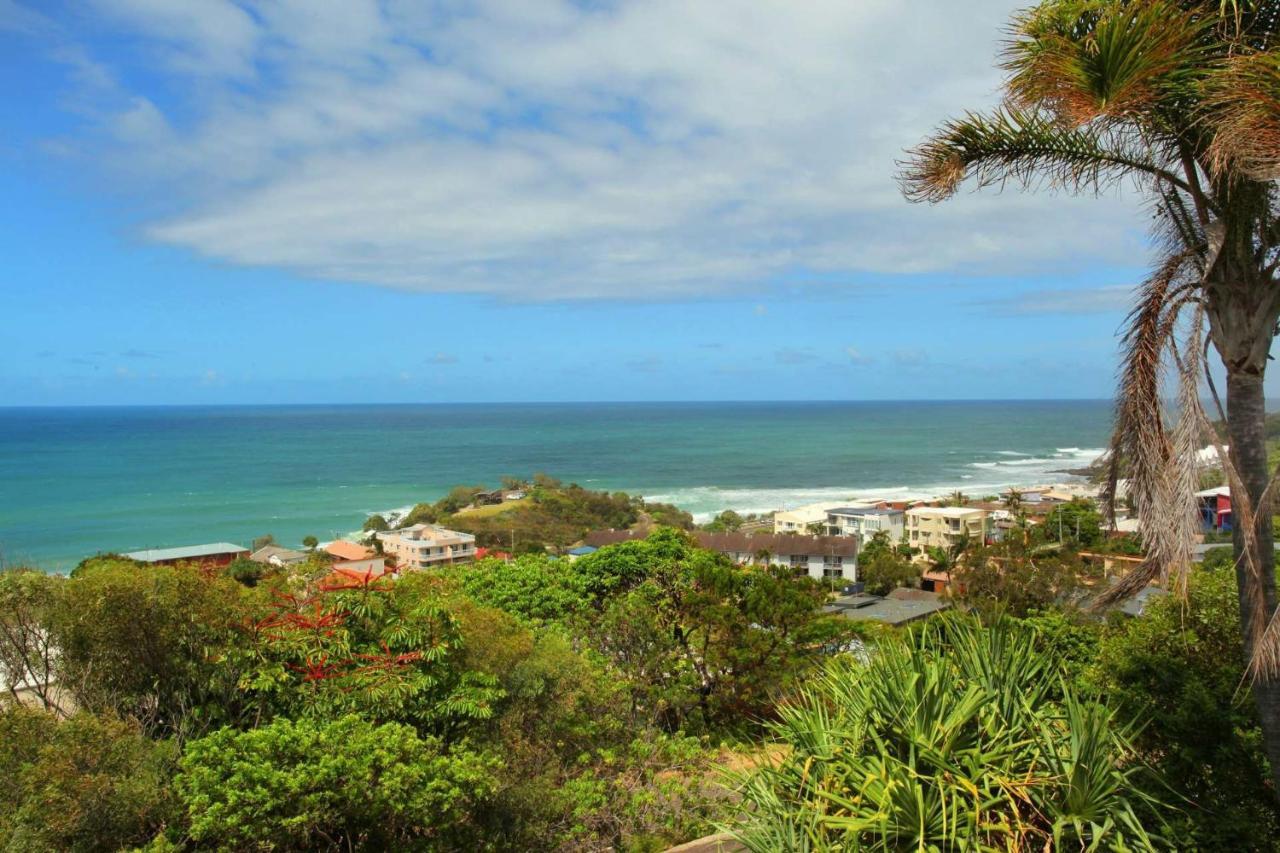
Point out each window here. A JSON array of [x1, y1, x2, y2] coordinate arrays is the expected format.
[[790, 555, 808, 569], [823, 566, 845, 579], [823, 555, 844, 567]]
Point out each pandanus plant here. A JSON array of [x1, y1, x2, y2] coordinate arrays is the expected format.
[[727, 616, 1170, 850], [899, 0, 1280, 793]]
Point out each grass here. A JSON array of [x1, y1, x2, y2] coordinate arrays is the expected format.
[[454, 497, 530, 519]]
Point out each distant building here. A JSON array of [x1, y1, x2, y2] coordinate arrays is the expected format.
[[584, 529, 859, 583], [774, 501, 869, 535], [332, 556, 386, 575], [826, 507, 904, 546], [319, 561, 396, 592], [122, 542, 248, 567], [566, 545, 598, 561], [1195, 486, 1232, 532], [824, 588, 950, 626], [249, 545, 310, 567], [325, 540, 375, 561], [905, 506, 989, 551], [376, 524, 477, 569]]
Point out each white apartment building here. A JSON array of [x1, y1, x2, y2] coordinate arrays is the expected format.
[[905, 506, 989, 551], [774, 500, 874, 535], [376, 524, 477, 569], [826, 507, 905, 546]]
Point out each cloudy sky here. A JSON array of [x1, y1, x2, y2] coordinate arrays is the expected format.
[[2, 0, 1165, 404]]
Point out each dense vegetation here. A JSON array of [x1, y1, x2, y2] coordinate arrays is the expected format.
[[2, 521, 1278, 848], [385, 474, 693, 554], [0, 530, 843, 850]]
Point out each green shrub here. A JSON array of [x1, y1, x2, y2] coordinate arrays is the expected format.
[[729, 615, 1173, 850]]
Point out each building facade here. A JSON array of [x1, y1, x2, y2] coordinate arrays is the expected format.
[[773, 502, 856, 535], [825, 507, 905, 545], [905, 507, 988, 551], [376, 524, 477, 569]]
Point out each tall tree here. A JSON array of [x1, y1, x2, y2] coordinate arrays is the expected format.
[[899, 0, 1280, 792]]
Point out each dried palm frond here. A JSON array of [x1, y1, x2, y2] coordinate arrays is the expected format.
[[1096, 251, 1199, 608], [1205, 49, 1280, 179]]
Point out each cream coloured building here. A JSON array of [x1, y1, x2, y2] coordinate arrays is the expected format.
[[905, 506, 988, 551], [376, 524, 476, 569], [774, 500, 872, 535]]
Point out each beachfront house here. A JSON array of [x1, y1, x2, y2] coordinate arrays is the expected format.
[[325, 540, 375, 561], [122, 542, 248, 567], [584, 530, 860, 583], [249, 544, 310, 567], [774, 501, 871, 535], [905, 506, 989, 551], [376, 524, 477, 569], [825, 506, 904, 545]]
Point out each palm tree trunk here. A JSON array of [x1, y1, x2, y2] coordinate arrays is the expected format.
[[1225, 368, 1280, 797]]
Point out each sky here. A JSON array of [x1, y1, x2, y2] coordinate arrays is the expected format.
[[0, 0, 1191, 404]]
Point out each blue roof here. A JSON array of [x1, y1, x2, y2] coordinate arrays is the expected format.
[[568, 545, 598, 556]]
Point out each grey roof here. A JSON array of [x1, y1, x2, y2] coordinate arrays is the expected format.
[[826, 593, 884, 611], [827, 507, 903, 517], [123, 542, 248, 563], [837, 590, 950, 626], [1118, 585, 1169, 617], [250, 545, 310, 564]]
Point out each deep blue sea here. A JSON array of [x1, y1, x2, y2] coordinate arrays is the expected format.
[[0, 401, 1113, 571]]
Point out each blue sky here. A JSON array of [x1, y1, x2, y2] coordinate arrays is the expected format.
[[0, 0, 1184, 404]]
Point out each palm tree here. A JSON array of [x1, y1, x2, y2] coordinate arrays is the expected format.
[[1003, 488, 1024, 514], [948, 489, 967, 507], [899, 0, 1280, 790]]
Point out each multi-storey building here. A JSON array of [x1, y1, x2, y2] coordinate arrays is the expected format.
[[376, 524, 476, 569], [904, 506, 988, 551], [825, 506, 905, 546]]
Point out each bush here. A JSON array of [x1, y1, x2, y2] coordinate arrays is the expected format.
[[176, 715, 499, 850], [730, 616, 1172, 850], [1090, 567, 1280, 850], [0, 708, 177, 850]]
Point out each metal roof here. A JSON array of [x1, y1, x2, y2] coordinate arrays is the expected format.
[[827, 506, 902, 517], [123, 542, 248, 563], [840, 596, 950, 626]]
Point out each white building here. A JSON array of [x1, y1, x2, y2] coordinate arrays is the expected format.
[[825, 507, 905, 546], [376, 524, 477, 569], [774, 500, 872, 535]]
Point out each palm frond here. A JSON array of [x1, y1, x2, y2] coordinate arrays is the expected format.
[[1004, 0, 1211, 126], [898, 107, 1190, 204], [1096, 251, 1199, 607], [1206, 49, 1280, 179]]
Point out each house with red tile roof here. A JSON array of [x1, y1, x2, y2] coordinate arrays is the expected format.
[[325, 540, 375, 561]]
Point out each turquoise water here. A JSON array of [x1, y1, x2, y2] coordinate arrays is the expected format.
[[0, 401, 1113, 571]]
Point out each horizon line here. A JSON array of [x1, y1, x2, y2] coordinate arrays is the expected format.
[[0, 398, 1117, 410]]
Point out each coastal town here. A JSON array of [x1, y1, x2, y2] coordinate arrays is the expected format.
[[82, 463, 1233, 636], [8, 0, 1280, 847]]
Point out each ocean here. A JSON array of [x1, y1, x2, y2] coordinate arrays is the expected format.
[[0, 401, 1113, 571]]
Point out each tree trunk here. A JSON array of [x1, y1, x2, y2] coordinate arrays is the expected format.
[[1225, 368, 1280, 798]]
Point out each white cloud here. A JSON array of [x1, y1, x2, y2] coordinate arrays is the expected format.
[[845, 346, 874, 365], [981, 285, 1133, 316], [425, 352, 459, 365], [29, 0, 1148, 300]]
